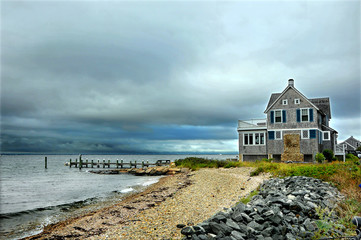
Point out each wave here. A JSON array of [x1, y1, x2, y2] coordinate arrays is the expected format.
[[0, 197, 98, 220]]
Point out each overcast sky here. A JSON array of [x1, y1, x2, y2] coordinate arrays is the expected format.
[[1, 0, 360, 154]]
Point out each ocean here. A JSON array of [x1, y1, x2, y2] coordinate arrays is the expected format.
[[0, 154, 236, 239]]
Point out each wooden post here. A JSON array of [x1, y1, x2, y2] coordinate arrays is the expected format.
[[121, 160, 123, 169], [45, 157, 48, 169], [75, 158, 78, 168], [86, 159, 88, 168], [108, 160, 110, 168], [135, 161, 137, 168], [69, 159, 72, 168], [116, 160, 119, 168], [79, 155, 82, 170], [103, 160, 105, 168], [142, 161, 144, 169], [130, 161, 132, 168]]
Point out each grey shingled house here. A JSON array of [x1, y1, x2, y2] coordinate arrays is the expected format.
[[238, 79, 338, 162]]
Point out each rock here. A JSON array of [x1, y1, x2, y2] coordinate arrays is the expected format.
[[230, 230, 245, 240], [226, 218, 241, 230], [240, 213, 252, 223], [180, 176, 344, 240], [247, 220, 264, 232], [177, 224, 186, 229]]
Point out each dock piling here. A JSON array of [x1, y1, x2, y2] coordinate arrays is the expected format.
[[45, 157, 48, 169]]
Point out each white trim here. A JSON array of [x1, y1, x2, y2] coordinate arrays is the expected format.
[[323, 131, 330, 141], [269, 127, 319, 131], [273, 109, 283, 123], [243, 132, 266, 146], [300, 108, 310, 122], [301, 130, 309, 139], [275, 130, 282, 140]]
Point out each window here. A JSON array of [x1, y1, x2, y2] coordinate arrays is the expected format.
[[271, 110, 286, 123], [282, 99, 288, 105], [275, 131, 282, 140], [294, 99, 300, 104], [244, 132, 265, 145], [301, 109, 309, 121], [302, 130, 309, 139], [275, 110, 282, 123], [297, 108, 314, 122], [323, 131, 330, 141]]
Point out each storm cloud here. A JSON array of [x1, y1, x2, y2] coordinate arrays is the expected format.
[[1, 0, 360, 153]]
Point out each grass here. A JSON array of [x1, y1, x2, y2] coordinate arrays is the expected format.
[[174, 155, 361, 235]]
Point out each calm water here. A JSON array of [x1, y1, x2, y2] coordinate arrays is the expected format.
[[0, 154, 235, 239]]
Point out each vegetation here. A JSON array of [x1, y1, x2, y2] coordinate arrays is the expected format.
[[175, 155, 361, 236], [315, 152, 326, 163], [174, 157, 244, 171], [239, 190, 259, 204], [322, 149, 337, 161]]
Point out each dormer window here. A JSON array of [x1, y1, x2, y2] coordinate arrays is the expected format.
[[282, 99, 288, 105], [294, 99, 300, 104]]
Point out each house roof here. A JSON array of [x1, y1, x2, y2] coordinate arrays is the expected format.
[[264, 85, 320, 113], [310, 97, 331, 119], [264, 81, 331, 119]]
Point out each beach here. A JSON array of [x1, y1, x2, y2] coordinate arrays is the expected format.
[[25, 167, 270, 240]]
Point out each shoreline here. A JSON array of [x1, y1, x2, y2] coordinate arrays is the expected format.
[[23, 171, 192, 240], [24, 167, 270, 240]]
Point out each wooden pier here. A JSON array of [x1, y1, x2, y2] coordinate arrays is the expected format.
[[66, 156, 171, 169]]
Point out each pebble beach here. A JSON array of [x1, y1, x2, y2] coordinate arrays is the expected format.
[[25, 167, 270, 240]]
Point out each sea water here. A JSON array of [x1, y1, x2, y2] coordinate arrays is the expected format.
[[0, 154, 235, 239]]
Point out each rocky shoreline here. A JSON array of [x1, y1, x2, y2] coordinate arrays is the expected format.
[[181, 176, 345, 240]]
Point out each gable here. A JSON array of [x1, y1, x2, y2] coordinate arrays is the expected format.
[[264, 85, 318, 113]]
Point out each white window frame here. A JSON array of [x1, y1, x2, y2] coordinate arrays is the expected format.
[[244, 132, 266, 146], [274, 110, 283, 123], [275, 130, 282, 140], [294, 99, 300, 104], [301, 130, 309, 139], [323, 131, 330, 141], [301, 108, 309, 122], [282, 99, 288, 105]]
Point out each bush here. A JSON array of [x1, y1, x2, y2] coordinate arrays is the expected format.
[[323, 149, 335, 161], [315, 153, 326, 163]]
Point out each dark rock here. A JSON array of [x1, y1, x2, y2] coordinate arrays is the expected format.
[[226, 218, 241, 230], [247, 220, 264, 232], [181, 226, 195, 236], [177, 224, 186, 228], [230, 230, 245, 240], [240, 213, 252, 223]]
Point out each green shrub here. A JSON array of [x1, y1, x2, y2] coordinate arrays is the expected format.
[[323, 149, 335, 161], [315, 153, 326, 163], [174, 157, 243, 170]]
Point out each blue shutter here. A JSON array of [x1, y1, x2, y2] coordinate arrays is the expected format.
[[282, 110, 286, 123], [296, 109, 301, 122], [270, 111, 274, 124], [310, 130, 316, 139], [309, 108, 314, 122], [268, 131, 275, 140]]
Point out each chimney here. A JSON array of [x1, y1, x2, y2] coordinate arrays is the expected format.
[[288, 79, 294, 87]]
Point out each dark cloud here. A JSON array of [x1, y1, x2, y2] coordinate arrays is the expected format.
[[1, 0, 360, 153]]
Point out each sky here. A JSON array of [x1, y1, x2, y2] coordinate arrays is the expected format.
[[1, 0, 360, 154]]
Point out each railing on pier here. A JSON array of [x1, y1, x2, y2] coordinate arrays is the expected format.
[[66, 158, 171, 169]]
